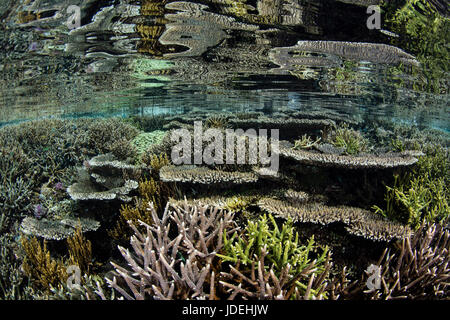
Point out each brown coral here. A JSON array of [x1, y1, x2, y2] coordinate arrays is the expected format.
[[159, 165, 259, 185], [280, 145, 421, 169], [258, 197, 410, 241]]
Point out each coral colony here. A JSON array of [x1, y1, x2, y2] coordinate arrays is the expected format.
[[0, 0, 448, 303]]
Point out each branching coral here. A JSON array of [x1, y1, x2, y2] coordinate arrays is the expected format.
[[373, 147, 449, 229], [86, 118, 140, 155], [293, 134, 321, 151], [107, 202, 238, 299], [67, 227, 93, 276], [217, 214, 330, 298], [109, 175, 180, 241], [21, 237, 67, 291], [0, 234, 37, 299], [373, 174, 449, 229], [327, 123, 369, 155], [363, 223, 450, 299], [219, 247, 333, 300]]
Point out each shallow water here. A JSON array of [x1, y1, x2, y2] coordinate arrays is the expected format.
[[0, 0, 448, 132]]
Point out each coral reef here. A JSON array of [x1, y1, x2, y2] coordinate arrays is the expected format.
[[160, 165, 259, 185], [258, 197, 410, 241], [326, 123, 369, 155], [0, 234, 37, 299], [131, 131, 166, 161], [217, 213, 331, 299], [21, 236, 67, 291], [67, 154, 147, 202], [20, 216, 100, 241], [363, 223, 450, 299], [280, 144, 421, 169], [107, 202, 237, 299], [67, 227, 93, 275], [219, 247, 333, 300], [373, 146, 449, 229]]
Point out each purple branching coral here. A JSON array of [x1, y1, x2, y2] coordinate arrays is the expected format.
[[107, 201, 238, 300]]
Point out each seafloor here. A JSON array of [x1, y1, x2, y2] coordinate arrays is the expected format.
[[0, 0, 449, 300]]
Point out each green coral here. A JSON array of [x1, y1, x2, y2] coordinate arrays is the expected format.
[[373, 146, 450, 229], [327, 123, 369, 155], [217, 214, 329, 298], [293, 134, 321, 150], [131, 130, 166, 161], [382, 0, 450, 93]]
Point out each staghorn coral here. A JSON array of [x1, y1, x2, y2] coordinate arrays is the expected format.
[[363, 223, 450, 299], [67, 227, 93, 276], [373, 174, 449, 229], [159, 165, 259, 185], [373, 146, 449, 229], [293, 134, 321, 151], [219, 247, 333, 300], [326, 123, 369, 155], [258, 197, 410, 241], [0, 234, 37, 300], [21, 236, 67, 291], [107, 202, 238, 299], [217, 214, 330, 286]]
